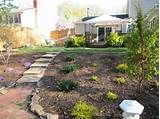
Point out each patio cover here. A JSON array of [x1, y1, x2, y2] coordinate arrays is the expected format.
[[85, 14, 128, 26]]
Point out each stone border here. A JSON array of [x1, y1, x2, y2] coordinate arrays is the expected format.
[[30, 90, 59, 119]]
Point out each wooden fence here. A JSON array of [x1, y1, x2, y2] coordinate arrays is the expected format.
[[0, 26, 46, 49], [50, 28, 75, 39]]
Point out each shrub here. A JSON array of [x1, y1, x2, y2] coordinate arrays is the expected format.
[[71, 101, 97, 119], [106, 33, 124, 47], [65, 35, 85, 47], [116, 63, 128, 73], [106, 91, 118, 101], [91, 75, 98, 81], [57, 80, 77, 92], [65, 54, 76, 62], [61, 64, 79, 74], [91, 63, 98, 67], [115, 77, 126, 84]]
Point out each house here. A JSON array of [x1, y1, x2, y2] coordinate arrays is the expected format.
[[74, 0, 159, 44], [0, 0, 158, 44]]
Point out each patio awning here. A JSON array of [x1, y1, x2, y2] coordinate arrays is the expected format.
[[85, 14, 128, 26]]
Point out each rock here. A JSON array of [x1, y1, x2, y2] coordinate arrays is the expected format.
[[0, 76, 5, 81], [46, 113, 58, 119], [0, 87, 8, 94], [30, 93, 45, 116], [18, 58, 26, 63], [5, 67, 14, 73], [14, 70, 23, 77], [23, 62, 32, 69]]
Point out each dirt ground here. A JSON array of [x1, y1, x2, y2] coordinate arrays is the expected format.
[[0, 52, 44, 88], [37, 52, 158, 119]]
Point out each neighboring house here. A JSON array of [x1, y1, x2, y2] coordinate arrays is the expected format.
[[74, 0, 159, 44]]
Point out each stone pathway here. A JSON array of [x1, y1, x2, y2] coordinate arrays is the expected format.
[[17, 52, 59, 83], [0, 52, 60, 119]]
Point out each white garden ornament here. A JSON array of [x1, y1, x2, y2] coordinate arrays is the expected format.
[[119, 100, 144, 119]]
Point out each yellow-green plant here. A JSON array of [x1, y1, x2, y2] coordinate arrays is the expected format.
[[71, 101, 97, 119], [115, 77, 126, 84], [92, 63, 98, 67], [116, 63, 128, 73], [106, 91, 118, 101], [91, 75, 98, 81]]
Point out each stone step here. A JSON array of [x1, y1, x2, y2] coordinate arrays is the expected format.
[[23, 68, 46, 76], [35, 58, 52, 63], [41, 54, 57, 58], [31, 62, 50, 68], [17, 75, 43, 83]]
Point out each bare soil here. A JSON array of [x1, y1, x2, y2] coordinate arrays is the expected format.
[[37, 52, 159, 119]]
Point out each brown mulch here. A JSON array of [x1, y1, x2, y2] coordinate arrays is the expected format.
[[0, 52, 45, 87], [37, 52, 159, 119]]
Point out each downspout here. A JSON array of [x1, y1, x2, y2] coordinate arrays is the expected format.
[[34, 0, 38, 28]]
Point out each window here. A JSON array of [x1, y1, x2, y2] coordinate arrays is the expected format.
[[9, 13, 21, 24]]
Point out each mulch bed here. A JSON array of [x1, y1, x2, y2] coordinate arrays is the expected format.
[[37, 52, 159, 119], [0, 52, 45, 87]]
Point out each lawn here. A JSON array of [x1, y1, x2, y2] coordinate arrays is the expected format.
[[18, 46, 127, 54]]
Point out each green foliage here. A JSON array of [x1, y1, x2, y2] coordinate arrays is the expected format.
[[116, 63, 128, 73], [125, 6, 159, 90], [91, 63, 98, 67], [71, 101, 97, 119], [57, 80, 77, 92], [61, 64, 79, 74], [106, 33, 124, 47], [106, 91, 118, 101], [65, 54, 77, 62], [65, 36, 86, 47], [115, 77, 126, 84], [91, 75, 98, 81]]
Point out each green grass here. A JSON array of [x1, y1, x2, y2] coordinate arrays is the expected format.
[[17, 46, 127, 54]]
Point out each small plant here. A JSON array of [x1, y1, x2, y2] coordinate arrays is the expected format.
[[91, 75, 98, 81], [116, 63, 128, 73], [65, 35, 86, 47], [57, 80, 77, 92], [71, 101, 97, 119], [65, 54, 76, 62], [115, 77, 126, 84], [61, 64, 79, 74], [106, 33, 124, 47], [106, 91, 118, 101], [92, 63, 98, 67]]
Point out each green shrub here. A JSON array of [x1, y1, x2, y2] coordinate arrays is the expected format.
[[106, 33, 124, 47], [71, 101, 97, 119], [65, 54, 77, 62], [57, 80, 77, 92], [91, 63, 98, 67], [106, 91, 118, 101], [91, 75, 98, 81], [65, 36, 86, 47], [115, 77, 126, 84], [61, 64, 79, 74], [116, 63, 128, 73]]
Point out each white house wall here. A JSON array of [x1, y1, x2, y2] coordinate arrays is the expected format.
[[75, 23, 85, 35], [128, 0, 159, 19], [21, 9, 36, 28]]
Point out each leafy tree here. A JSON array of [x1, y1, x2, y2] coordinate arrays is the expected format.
[[0, 3, 16, 64], [125, 6, 159, 91]]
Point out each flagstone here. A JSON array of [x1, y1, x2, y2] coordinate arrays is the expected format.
[[23, 68, 46, 76]]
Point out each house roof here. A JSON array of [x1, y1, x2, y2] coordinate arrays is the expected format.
[[82, 16, 98, 21], [84, 14, 129, 26], [111, 14, 128, 19]]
